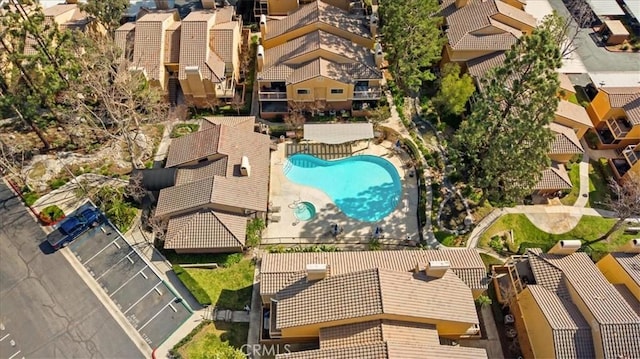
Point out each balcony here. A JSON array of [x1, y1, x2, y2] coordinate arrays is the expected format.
[[259, 91, 287, 100], [610, 158, 631, 179], [606, 117, 632, 139], [622, 144, 640, 166], [353, 88, 382, 100]]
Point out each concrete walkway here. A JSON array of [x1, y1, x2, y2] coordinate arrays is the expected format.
[[573, 153, 590, 208]]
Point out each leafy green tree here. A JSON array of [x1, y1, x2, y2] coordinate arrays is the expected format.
[[80, 0, 130, 37], [451, 21, 562, 205], [433, 63, 475, 117], [379, 0, 445, 94]]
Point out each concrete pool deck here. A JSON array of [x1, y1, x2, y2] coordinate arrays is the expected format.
[[264, 140, 419, 246]]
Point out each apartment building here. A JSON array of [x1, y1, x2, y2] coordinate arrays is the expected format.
[[260, 250, 490, 358], [115, 3, 243, 106], [492, 240, 640, 359], [256, 0, 383, 118]]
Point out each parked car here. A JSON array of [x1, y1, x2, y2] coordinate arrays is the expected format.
[[46, 205, 103, 250]]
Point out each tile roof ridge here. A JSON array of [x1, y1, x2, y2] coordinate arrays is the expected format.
[[213, 211, 244, 246], [168, 210, 208, 245]]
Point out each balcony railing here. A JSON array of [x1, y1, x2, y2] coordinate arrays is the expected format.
[[623, 145, 639, 166], [606, 118, 631, 138], [259, 91, 287, 100], [353, 88, 382, 99]]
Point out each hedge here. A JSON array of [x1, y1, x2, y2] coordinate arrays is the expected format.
[[172, 264, 212, 305]]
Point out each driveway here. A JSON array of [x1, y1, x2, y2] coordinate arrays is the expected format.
[[0, 182, 144, 358]]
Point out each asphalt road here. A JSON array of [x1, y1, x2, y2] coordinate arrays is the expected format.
[[0, 182, 144, 358]]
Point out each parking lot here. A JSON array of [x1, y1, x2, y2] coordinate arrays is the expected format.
[[70, 222, 192, 348]]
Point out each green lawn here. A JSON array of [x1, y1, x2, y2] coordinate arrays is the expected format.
[[560, 162, 581, 205], [186, 258, 255, 310], [478, 214, 634, 255], [588, 160, 611, 208], [175, 322, 248, 359], [479, 253, 504, 270]]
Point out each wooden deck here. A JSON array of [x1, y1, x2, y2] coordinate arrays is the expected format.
[[286, 143, 353, 160]]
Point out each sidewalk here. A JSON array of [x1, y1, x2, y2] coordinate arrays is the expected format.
[[573, 153, 590, 208]]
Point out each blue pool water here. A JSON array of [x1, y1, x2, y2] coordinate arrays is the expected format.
[[284, 154, 401, 222]]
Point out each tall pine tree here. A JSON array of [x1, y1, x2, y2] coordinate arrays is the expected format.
[[451, 20, 562, 205], [380, 0, 445, 94]]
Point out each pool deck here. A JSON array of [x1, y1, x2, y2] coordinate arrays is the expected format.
[[264, 140, 420, 246]]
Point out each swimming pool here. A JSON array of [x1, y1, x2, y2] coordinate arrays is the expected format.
[[284, 154, 401, 222]]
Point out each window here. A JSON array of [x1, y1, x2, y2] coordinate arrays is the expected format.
[[330, 89, 344, 94], [297, 89, 310, 95]]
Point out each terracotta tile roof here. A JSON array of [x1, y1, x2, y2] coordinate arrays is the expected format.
[[261, 58, 381, 84], [610, 253, 640, 287], [263, 30, 375, 69], [161, 122, 271, 215], [164, 209, 246, 250], [178, 11, 221, 82], [174, 158, 228, 185], [526, 249, 640, 358], [602, 87, 640, 125], [549, 123, 584, 155], [165, 21, 181, 64], [133, 18, 166, 80], [265, 0, 370, 41], [527, 285, 595, 358], [276, 341, 487, 358], [260, 249, 487, 297], [555, 100, 593, 128], [210, 22, 239, 66], [166, 126, 222, 168], [202, 116, 256, 132], [466, 51, 507, 81], [440, 0, 527, 51], [614, 284, 640, 317], [534, 163, 572, 190], [274, 268, 478, 330], [320, 320, 440, 349]]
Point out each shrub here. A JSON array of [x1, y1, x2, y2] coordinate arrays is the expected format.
[[40, 205, 65, 223], [22, 190, 40, 206], [246, 218, 265, 247], [267, 245, 340, 253], [368, 238, 382, 250], [170, 123, 200, 138], [172, 264, 212, 305], [222, 253, 243, 268], [489, 235, 503, 252], [49, 177, 69, 190]]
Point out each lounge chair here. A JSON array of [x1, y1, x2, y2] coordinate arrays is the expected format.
[[268, 214, 281, 222]]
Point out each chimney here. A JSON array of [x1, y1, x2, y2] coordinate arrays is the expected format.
[[425, 260, 450, 278], [374, 42, 383, 68], [257, 45, 265, 72], [548, 240, 581, 255], [201, 0, 217, 9], [369, 13, 378, 37], [240, 156, 251, 176], [260, 15, 267, 38], [306, 264, 328, 281], [455, 0, 470, 8], [154, 0, 171, 10], [65, 0, 78, 4], [621, 238, 640, 253]]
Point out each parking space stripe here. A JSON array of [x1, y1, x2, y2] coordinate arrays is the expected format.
[[83, 237, 120, 265], [95, 250, 136, 281], [109, 265, 149, 297], [8, 350, 21, 359], [0, 333, 9, 341], [137, 299, 177, 331], [123, 281, 162, 314]]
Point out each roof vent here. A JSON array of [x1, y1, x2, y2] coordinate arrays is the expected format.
[[240, 156, 251, 176], [426, 260, 450, 278], [548, 240, 581, 255], [306, 263, 328, 281]]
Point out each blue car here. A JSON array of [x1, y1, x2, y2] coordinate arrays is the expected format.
[[46, 205, 103, 250]]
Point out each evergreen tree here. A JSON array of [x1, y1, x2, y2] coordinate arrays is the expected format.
[[451, 21, 562, 205], [434, 63, 475, 117], [80, 0, 129, 37], [380, 0, 445, 94]]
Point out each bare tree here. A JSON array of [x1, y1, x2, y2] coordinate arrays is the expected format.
[[542, 8, 593, 59], [0, 139, 30, 185], [125, 171, 147, 203], [58, 34, 169, 169], [230, 93, 244, 115], [583, 176, 640, 245]]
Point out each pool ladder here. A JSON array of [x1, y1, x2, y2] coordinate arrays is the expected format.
[[283, 159, 293, 175]]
